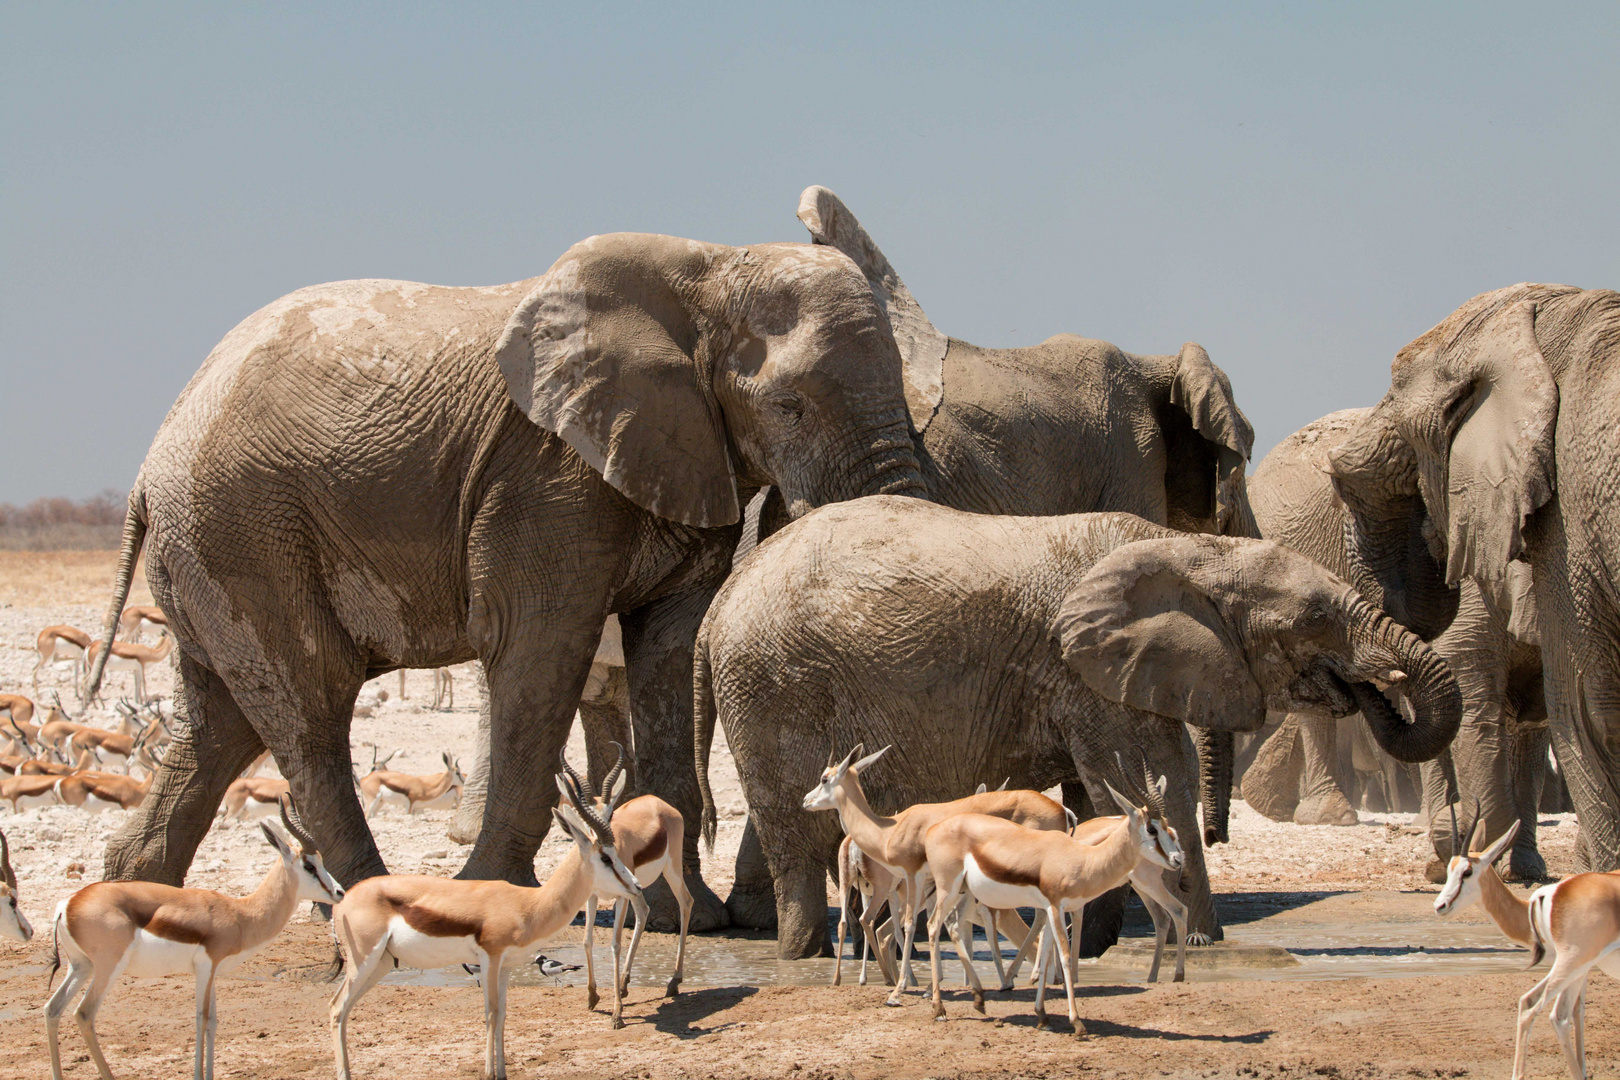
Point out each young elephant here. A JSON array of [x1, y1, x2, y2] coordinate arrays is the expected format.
[[695, 497, 1462, 958]]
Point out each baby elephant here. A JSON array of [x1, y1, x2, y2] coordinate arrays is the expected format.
[[695, 497, 1462, 959]]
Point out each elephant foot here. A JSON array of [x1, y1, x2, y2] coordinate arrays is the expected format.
[[643, 873, 728, 933], [1424, 859, 1448, 885], [1293, 791, 1359, 827], [1506, 846, 1548, 883], [724, 882, 779, 931], [456, 850, 539, 888]]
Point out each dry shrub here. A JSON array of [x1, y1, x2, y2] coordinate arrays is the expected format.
[[0, 490, 126, 551]]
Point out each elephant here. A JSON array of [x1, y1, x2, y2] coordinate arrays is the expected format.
[[82, 230, 928, 930], [694, 497, 1463, 959], [1240, 409, 1549, 878], [1326, 283, 1620, 872], [716, 185, 1257, 940]]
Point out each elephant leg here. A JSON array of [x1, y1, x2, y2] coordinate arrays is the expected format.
[[726, 819, 779, 930], [750, 804, 840, 959], [458, 618, 603, 886], [1074, 722, 1220, 944], [447, 662, 490, 845], [579, 664, 636, 796], [621, 588, 729, 932], [1508, 723, 1550, 880], [1238, 714, 1304, 822], [103, 650, 266, 884], [1292, 712, 1358, 826]]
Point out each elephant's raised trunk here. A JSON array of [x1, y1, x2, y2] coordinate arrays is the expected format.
[[1346, 599, 1462, 764]]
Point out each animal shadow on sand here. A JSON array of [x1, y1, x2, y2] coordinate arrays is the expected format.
[[637, 986, 762, 1038]]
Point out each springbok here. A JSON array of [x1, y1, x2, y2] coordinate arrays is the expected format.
[[921, 761, 1183, 1031], [85, 634, 173, 704], [1434, 803, 1620, 1080], [38, 694, 92, 755], [560, 747, 692, 1028], [32, 626, 91, 694], [358, 751, 464, 817], [1, 829, 33, 941], [396, 667, 455, 710], [55, 766, 156, 813], [328, 774, 643, 1080], [798, 744, 1069, 1004], [117, 605, 167, 642], [220, 776, 292, 820], [3, 773, 62, 812], [0, 694, 37, 740], [45, 798, 341, 1080], [833, 834, 903, 986]]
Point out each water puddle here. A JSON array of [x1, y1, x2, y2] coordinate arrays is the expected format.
[[382, 889, 1531, 989]]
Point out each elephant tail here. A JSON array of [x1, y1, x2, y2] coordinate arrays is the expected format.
[[693, 630, 718, 855], [83, 486, 149, 703]]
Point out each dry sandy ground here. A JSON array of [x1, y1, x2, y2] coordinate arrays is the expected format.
[[0, 553, 1611, 1078]]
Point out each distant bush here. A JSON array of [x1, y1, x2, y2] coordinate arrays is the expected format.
[[0, 491, 127, 550]]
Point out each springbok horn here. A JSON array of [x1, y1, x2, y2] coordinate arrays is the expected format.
[[0, 829, 15, 892], [559, 753, 594, 802], [601, 742, 626, 805], [1449, 800, 1461, 857], [826, 744, 838, 770], [567, 778, 616, 846], [278, 794, 319, 854], [1112, 751, 1146, 807]]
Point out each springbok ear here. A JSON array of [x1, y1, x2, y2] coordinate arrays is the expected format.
[[551, 808, 589, 847], [852, 745, 890, 775], [1481, 820, 1520, 866], [259, 821, 291, 857], [1168, 343, 1255, 535], [494, 233, 740, 528], [975, 783, 987, 795], [1467, 816, 1489, 854], [1435, 300, 1558, 585], [1055, 537, 1266, 731], [1103, 780, 1139, 817], [797, 186, 946, 432], [607, 769, 628, 805]]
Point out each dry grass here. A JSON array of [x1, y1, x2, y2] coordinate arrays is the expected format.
[[0, 551, 153, 608]]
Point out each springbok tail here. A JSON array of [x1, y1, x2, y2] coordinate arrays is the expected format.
[[1526, 888, 1552, 969], [45, 903, 64, 989]]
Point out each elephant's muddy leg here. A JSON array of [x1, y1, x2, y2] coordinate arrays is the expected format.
[[726, 820, 778, 930], [458, 623, 601, 886], [1509, 722, 1550, 880], [447, 662, 490, 845], [1292, 712, 1358, 826], [579, 664, 636, 795], [750, 805, 838, 959], [103, 652, 265, 884], [622, 588, 730, 932]]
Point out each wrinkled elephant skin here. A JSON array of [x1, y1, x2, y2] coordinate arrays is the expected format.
[[695, 498, 1462, 959], [83, 233, 926, 931]]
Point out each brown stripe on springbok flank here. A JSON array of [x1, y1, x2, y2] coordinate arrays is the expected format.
[[398, 901, 483, 940], [633, 823, 668, 870], [971, 846, 1043, 890]]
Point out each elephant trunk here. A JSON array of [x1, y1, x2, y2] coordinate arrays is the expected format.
[[850, 419, 927, 501], [1193, 728, 1232, 846], [1346, 599, 1462, 764]]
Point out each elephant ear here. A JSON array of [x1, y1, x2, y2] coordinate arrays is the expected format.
[[797, 186, 947, 433], [1053, 537, 1266, 731], [1436, 300, 1558, 586], [494, 235, 740, 528], [1168, 343, 1256, 536]]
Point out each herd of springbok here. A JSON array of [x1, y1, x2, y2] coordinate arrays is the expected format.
[[3, 608, 1618, 1078]]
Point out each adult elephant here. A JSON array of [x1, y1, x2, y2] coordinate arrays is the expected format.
[[695, 498, 1462, 959], [1241, 410, 1548, 878], [1326, 283, 1620, 872], [715, 186, 1255, 943], [83, 232, 927, 929]]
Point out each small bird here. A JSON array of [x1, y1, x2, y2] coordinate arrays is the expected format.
[[461, 955, 581, 983]]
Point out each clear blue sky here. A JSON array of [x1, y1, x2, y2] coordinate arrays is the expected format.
[[4, 2, 1617, 504]]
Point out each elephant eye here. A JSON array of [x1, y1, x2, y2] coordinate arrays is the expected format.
[[771, 393, 805, 425]]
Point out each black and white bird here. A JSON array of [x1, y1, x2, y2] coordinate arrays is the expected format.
[[461, 954, 582, 983]]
